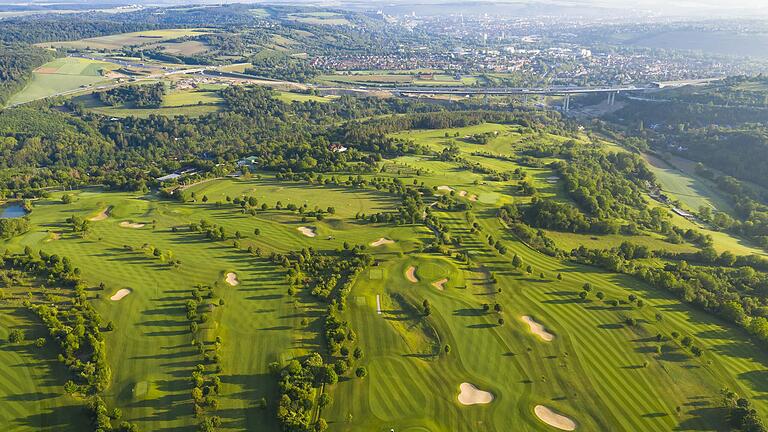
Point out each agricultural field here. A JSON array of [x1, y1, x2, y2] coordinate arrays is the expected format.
[[7, 57, 120, 106], [155, 40, 210, 56], [287, 12, 351, 26], [275, 91, 337, 104], [40, 29, 212, 51]]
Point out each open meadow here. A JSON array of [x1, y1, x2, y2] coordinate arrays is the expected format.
[[40, 29, 212, 51], [7, 57, 120, 106]]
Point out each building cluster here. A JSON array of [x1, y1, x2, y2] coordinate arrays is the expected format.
[[311, 13, 764, 86]]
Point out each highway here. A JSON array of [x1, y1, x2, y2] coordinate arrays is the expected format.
[[386, 85, 648, 96]]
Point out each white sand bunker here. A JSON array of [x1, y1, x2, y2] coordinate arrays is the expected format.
[[119, 221, 145, 229], [522, 316, 554, 342], [298, 226, 316, 237], [370, 237, 394, 247], [405, 266, 419, 283], [459, 190, 468, 197], [437, 185, 454, 192], [534, 405, 577, 431], [432, 278, 448, 291], [110, 288, 132, 301], [457, 383, 494, 405], [225, 272, 239, 286], [469, 194, 478, 202], [89, 206, 112, 221], [46, 232, 61, 242]]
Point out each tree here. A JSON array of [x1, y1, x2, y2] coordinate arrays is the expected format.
[[721, 301, 747, 324], [498, 318, 505, 326], [596, 291, 605, 300], [315, 418, 328, 432], [494, 303, 502, 313], [355, 366, 367, 378], [526, 265, 533, 274], [512, 254, 523, 268], [444, 344, 451, 354], [8, 329, 24, 344], [582, 283, 592, 292]]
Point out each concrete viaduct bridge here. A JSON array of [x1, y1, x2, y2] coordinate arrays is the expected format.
[[385, 85, 649, 111]]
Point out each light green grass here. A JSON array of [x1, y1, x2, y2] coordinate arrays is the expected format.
[[0, 307, 91, 431], [73, 87, 224, 118], [5, 133, 768, 432], [275, 91, 336, 104], [44, 29, 212, 50], [643, 153, 733, 213], [8, 57, 120, 105]]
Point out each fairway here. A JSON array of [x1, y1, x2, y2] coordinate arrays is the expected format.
[[3, 133, 768, 431]]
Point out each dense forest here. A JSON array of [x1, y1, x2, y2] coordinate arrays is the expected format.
[[96, 83, 166, 108]]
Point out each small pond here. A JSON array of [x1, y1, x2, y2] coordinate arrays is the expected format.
[[0, 203, 28, 219]]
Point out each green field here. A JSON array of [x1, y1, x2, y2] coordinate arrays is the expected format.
[[43, 29, 212, 50], [643, 153, 733, 213], [7, 57, 120, 106], [275, 91, 337, 104], [72, 86, 225, 118], [3, 124, 768, 431], [287, 12, 351, 26]]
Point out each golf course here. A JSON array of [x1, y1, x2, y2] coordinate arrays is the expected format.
[[1, 119, 767, 432]]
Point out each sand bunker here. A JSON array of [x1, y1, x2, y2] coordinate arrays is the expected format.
[[110, 288, 132, 301], [457, 383, 494, 405], [405, 266, 419, 283], [119, 221, 145, 229], [437, 185, 455, 192], [522, 315, 554, 342], [534, 405, 577, 431], [469, 195, 478, 202], [225, 272, 239, 286], [370, 237, 394, 247], [298, 226, 316, 237], [432, 278, 448, 291], [459, 190, 468, 197], [46, 232, 61, 242], [89, 206, 112, 221]]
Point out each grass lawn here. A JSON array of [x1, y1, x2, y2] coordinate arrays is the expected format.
[[0, 307, 91, 431], [4, 123, 768, 431], [275, 91, 336, 104], [8, 57, 120, 106], [72, 87, 224, 118], [643, 153, 733, 214]]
